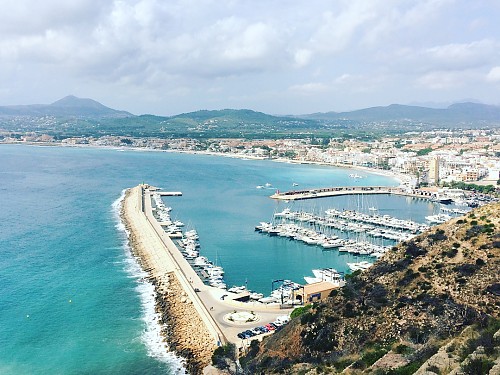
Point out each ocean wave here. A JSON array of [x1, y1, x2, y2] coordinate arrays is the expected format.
[[112, 190, 187, 374]]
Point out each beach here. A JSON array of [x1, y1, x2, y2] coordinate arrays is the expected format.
[[120, 186, 217, 374]]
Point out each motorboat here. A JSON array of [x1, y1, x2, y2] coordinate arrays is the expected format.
[[347, 261, 373, 271]]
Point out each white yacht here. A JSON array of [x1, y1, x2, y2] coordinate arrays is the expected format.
[[425, 213, 452, 224], [312, 268, 342, 281], [347, 261, 373, 271]]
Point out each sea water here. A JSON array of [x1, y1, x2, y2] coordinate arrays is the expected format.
[[0, 145, 439, 374]]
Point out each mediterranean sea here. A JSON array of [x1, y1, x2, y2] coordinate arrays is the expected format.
[[0, 145, 440, 374]]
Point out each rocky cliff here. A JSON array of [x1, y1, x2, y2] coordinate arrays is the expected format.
[[243, 202, 500, 374]]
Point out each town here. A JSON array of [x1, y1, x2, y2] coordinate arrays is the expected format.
[[4, 127, 500, 191]]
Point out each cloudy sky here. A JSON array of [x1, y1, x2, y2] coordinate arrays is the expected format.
[[1, 0, 499, 115]]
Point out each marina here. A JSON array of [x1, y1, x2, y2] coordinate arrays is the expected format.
[[151, 188, 345, 307], [120, 182, 320, 369], [255, 206, 432, 260]]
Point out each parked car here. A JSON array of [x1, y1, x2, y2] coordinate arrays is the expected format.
[[252, 328, 262, 335], [265, 323, 275, 331], [244, 329, 255, 337]]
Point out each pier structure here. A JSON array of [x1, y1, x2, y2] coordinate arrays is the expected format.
[[270, 185, 436, 201], [138, 185, 226, 346], [128, 184, 294, 349]]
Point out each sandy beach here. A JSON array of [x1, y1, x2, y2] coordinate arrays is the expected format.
[[120, 186, 217, 374]]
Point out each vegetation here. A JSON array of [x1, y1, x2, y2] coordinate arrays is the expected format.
[[211, 343, 236, 370], [290, 304, 312, 319], [442, 181, 497, 194], [416, 147, 433, 156], [243, 202, 500, 374]]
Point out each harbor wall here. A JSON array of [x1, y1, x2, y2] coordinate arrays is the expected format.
[[271, 185, 436, 201], [121, 185, 221, 374]]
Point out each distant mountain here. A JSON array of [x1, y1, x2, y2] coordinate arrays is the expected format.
[[0, 95, 133, 118], [2, 97, 499, 137], [300, 102, 500, 125]]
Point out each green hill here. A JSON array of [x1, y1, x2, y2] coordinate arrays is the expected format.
[[242, 202, 500, 374]]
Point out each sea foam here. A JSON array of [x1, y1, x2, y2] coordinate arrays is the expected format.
[[112, 191, 187, 374]]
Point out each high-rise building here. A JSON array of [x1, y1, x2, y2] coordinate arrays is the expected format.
[[429, 157, 440, 184]]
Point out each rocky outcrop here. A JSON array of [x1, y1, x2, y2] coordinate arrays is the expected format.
[[244, 201, 500, 374]]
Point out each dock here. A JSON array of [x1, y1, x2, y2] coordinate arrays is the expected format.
[[156, 191, 183, 196], [127, 184, 293, 351], [142, 185, 182, 196], [270, 186, 435, 201]]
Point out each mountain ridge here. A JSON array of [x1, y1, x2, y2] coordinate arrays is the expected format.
[[2, 96, 500, 124], [2, 96, 500, 137], [298, 102, 500, 124]]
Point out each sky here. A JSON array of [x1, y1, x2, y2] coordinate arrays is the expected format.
[[1, 0, 500, 116]]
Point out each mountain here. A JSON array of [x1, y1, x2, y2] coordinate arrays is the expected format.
[[2, 97, 500, 137], [0, 95, 132, 118], [242, 202, 500, 374], [300, 102, 500, 126]]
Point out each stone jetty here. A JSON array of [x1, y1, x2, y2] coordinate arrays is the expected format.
[[121, 186, 218, 374]]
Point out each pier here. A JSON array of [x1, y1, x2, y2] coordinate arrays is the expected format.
[[270, 185, 435, 201], [124, 184, 294, 357]]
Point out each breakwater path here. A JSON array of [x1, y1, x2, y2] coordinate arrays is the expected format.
[[122, 184, 293, 372], [271, 186, 435, 201], [122, 185, 224, 373]]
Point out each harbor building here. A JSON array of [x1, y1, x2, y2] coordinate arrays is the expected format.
[[294, 281, 340, 303]]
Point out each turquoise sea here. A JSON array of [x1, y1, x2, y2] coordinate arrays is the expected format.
[[0, 145, 440, 374]]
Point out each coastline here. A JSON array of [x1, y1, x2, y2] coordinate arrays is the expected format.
[[120, 186, 217, 375], [2, 141, 411, 186]]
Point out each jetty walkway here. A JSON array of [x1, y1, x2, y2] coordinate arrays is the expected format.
[[271, 185, 435, 201], [127, 184, 293, 350]]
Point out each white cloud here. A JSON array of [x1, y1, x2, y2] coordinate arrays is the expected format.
[[486, 66, 500, 83], [423, 39, 499, 71], [294, 49, 313, 68], [416, 71, 466, 90], [0, 0, 499, 114], [289, 82, 329, 95]]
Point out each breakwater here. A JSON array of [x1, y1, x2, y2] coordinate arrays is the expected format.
[[121, 185, 222, 374], [271, 185, 435, 201]]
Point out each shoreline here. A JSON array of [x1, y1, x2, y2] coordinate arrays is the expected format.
[[3, 141, 411, 186], [120, 187, 217, 375]]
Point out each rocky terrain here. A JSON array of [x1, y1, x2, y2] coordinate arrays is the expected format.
[[242, 202, 500, 374]]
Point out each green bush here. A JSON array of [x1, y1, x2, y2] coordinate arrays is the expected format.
[[361, 348, 388, 367], [212, 343, 236, 369], [291, 304, 312, 319], [461, 358, 494, 374], [394, 344, 412, 355]]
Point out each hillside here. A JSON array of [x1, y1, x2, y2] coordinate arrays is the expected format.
[[243, 202, 500, 374]]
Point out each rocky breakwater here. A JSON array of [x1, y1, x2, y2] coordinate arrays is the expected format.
[[120, 187, 217, 374], [154, 273, 217, 375]]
